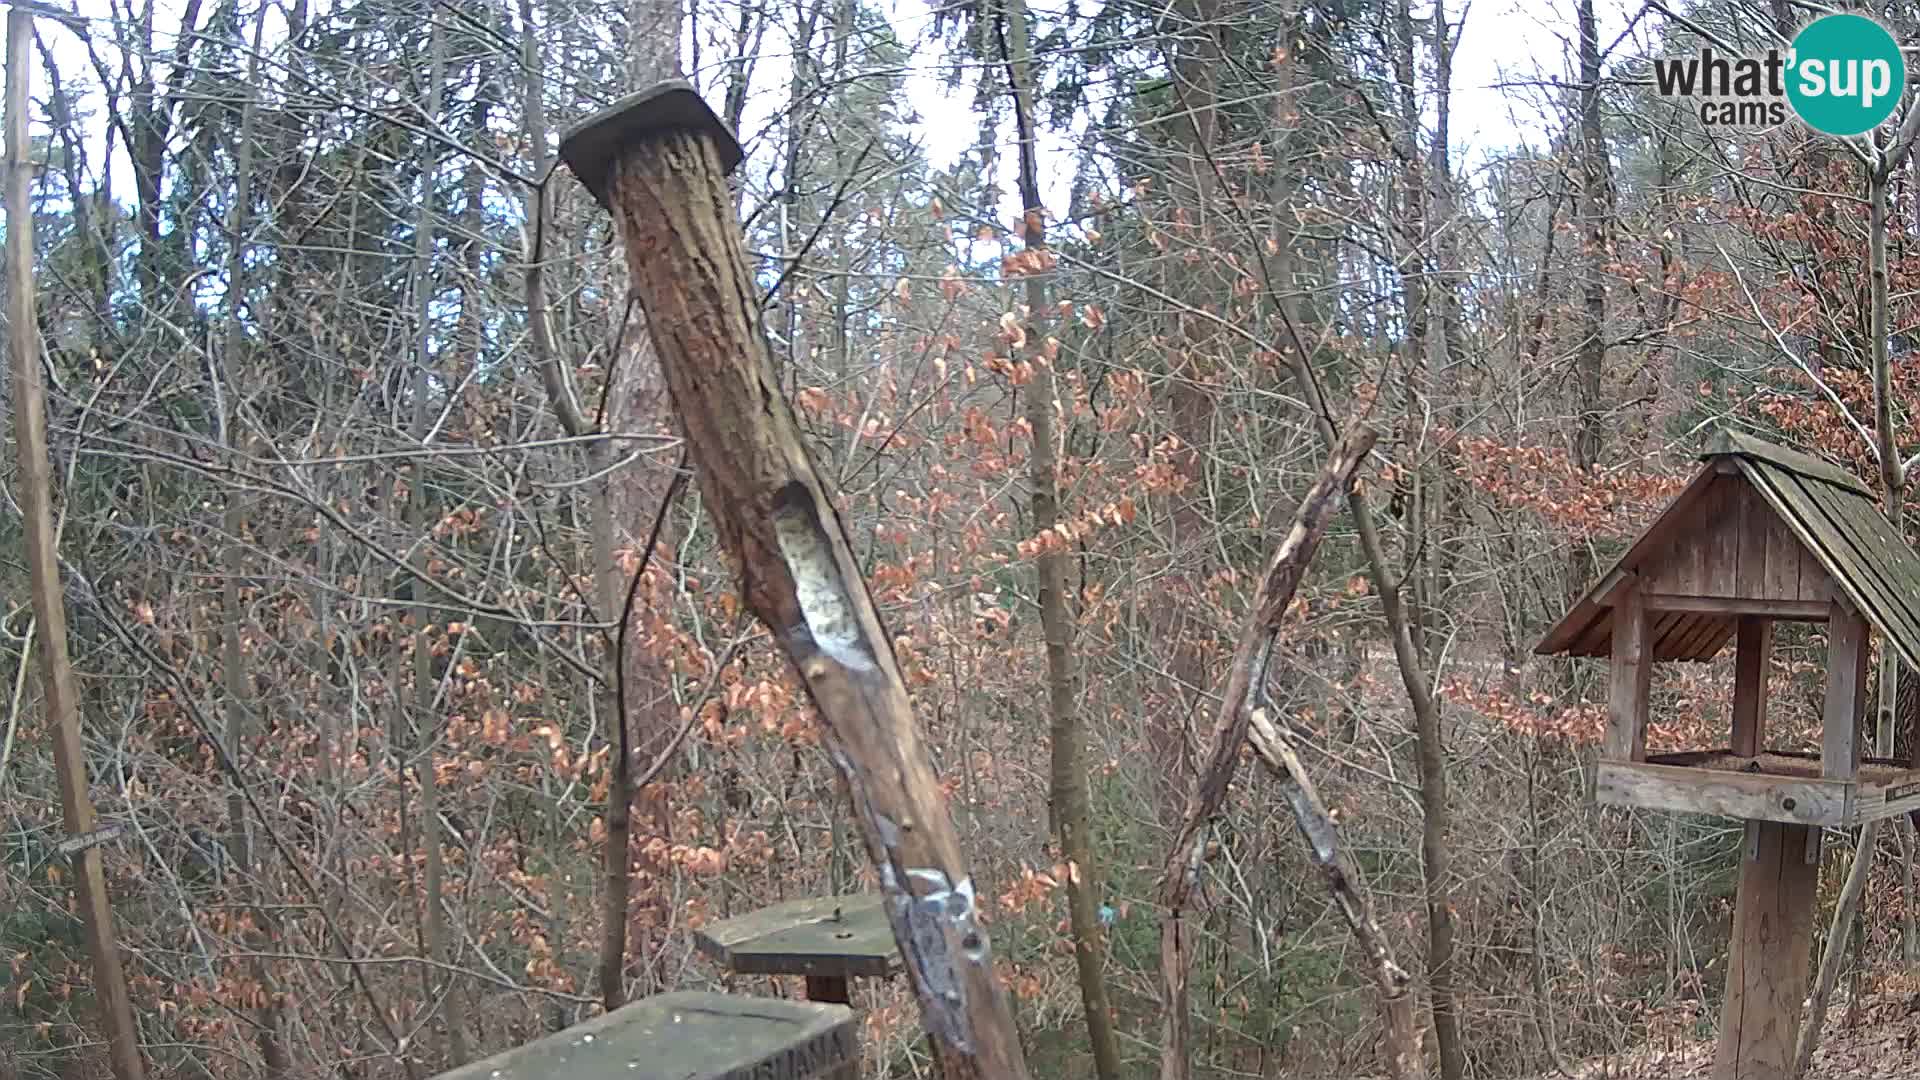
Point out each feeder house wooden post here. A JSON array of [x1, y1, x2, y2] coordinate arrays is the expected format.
[[1537, 429, 1920, 1080]]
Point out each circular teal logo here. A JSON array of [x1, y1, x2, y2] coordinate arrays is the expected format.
[[1787, 14, 1905, 136]]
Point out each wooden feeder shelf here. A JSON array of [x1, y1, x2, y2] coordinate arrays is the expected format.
[[695, 894, 900, 1005], [1598, 749, 1920, 828]]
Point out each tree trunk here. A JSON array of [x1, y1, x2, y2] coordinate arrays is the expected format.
[[996, 2, 1121, 1075], [406, 15, 465, 1065], [5, 13, 146, 1078], [1570, 0, 1608, 599], [1797, 158, 1903, 1079], [217, 10, 288, 1069], [1262, 21, 1460, 1070], [600, 0, 685, 1005]]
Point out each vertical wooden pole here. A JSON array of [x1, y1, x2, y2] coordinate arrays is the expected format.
[[1607, 586, 1651, 762], [804, 975, 852, 1005], [1731, 617, 1771, 757], [5, 12, 146, 1079], [1823, 603, 1868, 781], [559, 86, 1032, 1078], [800, 977, 857, 1080], [1713, 821, 1818, 1080]]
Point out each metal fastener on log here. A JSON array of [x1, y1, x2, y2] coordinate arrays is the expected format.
[[558, 81, 1031, 1079]]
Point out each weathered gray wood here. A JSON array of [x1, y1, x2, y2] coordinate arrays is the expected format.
[[1708, 429, 1873, 497], [1734, 479, 1767, 600], [1800, 477, 1920, 661], [1535, 465, 1722, 656], [1670, 612, 1734, 660], [1638, 595, 1827, 620], [1796, 539, 1830, 603], [1823, 602, 1867, 782], [1751, 468, 1880, 621], [1712, 821, 1819, 1080], [1595, 761, 1848, 827], [559, 80, 742, 208], [1732, 617, 1771, 757], [1709, 479, 1741, 595], [1762, 494, 1804, 605], [1855, 768, 1920, 825], [694, 894, 899, 979], [1606, 586, 1651, 761], [430, 992, 856, 1080], [1640, 477, 1718, 597], [1749, 462, 1920, 671]]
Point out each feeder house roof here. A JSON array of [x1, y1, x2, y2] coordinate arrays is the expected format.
[[1536, 429, 1920, 669]]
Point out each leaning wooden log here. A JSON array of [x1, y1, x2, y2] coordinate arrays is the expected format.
[[1245, 708, 1428, 1080], [559, 82, 1030, 1079], [1154, 423, 1377, 1080]]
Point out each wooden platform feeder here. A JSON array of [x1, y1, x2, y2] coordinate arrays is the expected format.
[[431, 991, 856, 1080], [694, 894, 901, 1006], [1537, 429, 1920, 1080]]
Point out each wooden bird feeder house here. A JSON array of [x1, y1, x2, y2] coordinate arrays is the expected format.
[[432, 991, 856, 1080], [1538, 429, 1920, 1080], [1538, 430, 1920, 820]]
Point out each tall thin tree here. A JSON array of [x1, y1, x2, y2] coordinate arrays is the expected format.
[[6, 10, 146, 1078]]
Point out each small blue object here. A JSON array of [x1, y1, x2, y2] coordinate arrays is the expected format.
[[1097, 902, 1117, 928]]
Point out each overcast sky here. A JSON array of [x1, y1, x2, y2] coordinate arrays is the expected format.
[[25, 0, 1644, 230]]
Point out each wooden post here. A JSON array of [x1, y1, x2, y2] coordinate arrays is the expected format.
[[1713, 821, 1819, 1080], [5, 12, 146, 1080], [1607, 585, 1651, 761], [798, 976, 856, 1080], [1823, 602, 1868, 781], [804, 975, 852, 1005], [559, 83, 1031, 1079], [1731, 617, 1771, 757]]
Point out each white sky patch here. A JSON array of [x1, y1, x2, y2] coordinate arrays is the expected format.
[[23, 0, 1640, 242]]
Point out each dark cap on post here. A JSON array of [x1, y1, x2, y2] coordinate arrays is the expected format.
[[557, 79, 744, 210]]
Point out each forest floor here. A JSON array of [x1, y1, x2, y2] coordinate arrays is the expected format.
[[1538, 984, 1919, 1079]]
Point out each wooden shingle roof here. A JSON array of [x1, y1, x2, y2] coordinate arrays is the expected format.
[[1536, 429, 1920, 670]]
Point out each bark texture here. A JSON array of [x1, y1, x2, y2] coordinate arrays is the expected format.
[[6, 12, 146, 1078], [598, 127, 1031, 1079], [997, 0, 1122, 1074]]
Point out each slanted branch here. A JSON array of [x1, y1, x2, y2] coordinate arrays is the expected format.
[[1153, 423, 1426, 1080], [560, 84, 1029, 1079]]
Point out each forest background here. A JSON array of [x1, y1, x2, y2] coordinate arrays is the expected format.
[[1, 0, 1917, 1076]]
